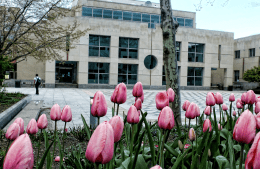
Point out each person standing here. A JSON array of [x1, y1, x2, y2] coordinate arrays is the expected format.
[[34, 74, 41, 95]]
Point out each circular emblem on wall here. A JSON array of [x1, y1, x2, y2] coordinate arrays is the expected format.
[[144, 55, 157, 70]]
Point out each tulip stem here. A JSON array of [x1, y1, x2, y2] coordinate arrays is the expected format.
[[159, 130, 167, 167], [117, 103, 119, 116], [98, 117, 100, 126], [113, 103, 115, 116], [130, 124, 135, 168], [219, 105, 222, 125], [36, 129, 42, 165], [196, 117, 197, 126], [63, 122, 67, 152], [239, 143, 244, 169], [188, 119, 191, 131], [5, 140, 10, 155], [185, 117, 186, 127], [52, 120, 57, 161]]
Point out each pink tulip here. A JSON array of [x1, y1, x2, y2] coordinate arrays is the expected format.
[[246, 90, 256, 105], [184, 144, 191, 149], [150, 165, 162, 169], [37, 114, 48, 129], [189, 128, 196, 141], [255, 102, 260, 114], [204, 106, 211, 116], [218, 123, 222, 130], [206, 92, 215, 106], [5, 123, 20, 140], [236, 102, 243, 109], [158, 106, 175, 130], [255, 113, 260, 129], [233, 110, 256, 144], [222, 104, 228, 111], [185, 103, 197, 119], [215, 92, 223, 105], [182, 100, 190, 111], [167, 88, 175, 102], [50, 104, 61, 121], [91, 91, 107, 117], [109, 116, 124, 143], [13, 117, 24, 135], [245, 132, 260, 169], [61, 105, 72, 122], [55, 156, 60, 162], [256, 97, 260, 104], [195, 105, 200, 117], [134, 98, 142, 110], [233, 111, 236, 116], [85, 121, 114, 164], [111, 83, 127, 104], [155, 91, 169, 110], [135, 93, 144, 103], [132, 82, 143, 97], [236, 98, 244, 106], [65, 128, 68, 132], [229, 93, 235, 102], [26, 119, 38, 134], [203, 119, 212, 132], [155, 145, 159, 148], [241, 92, 247, 104], [3, 134, 34, 169], [127, 105, 139, 124]]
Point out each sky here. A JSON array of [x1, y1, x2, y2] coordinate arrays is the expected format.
[[149, 0, 260, 39]]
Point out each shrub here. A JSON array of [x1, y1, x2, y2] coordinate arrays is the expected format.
[[243, 66, 260, 82]]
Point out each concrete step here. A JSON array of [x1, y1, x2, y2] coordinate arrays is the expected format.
[[55, 83, 78, 88]]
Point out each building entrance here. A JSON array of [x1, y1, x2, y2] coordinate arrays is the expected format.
[[55, 61, 77, 83]]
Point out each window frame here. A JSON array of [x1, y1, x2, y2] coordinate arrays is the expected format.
[[235, 50, 240, 59], [89, 35, 111, 57], [234, 70, 239, 82], [88, 62, 110, 84], [118, 37, 139, 59], [188, 43, 204, 62], [118, 64, 138, 84], [187, 67, 203, 86], [249, 48, 255, 57], [176, 41, 181, 61]]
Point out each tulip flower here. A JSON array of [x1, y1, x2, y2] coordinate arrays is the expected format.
[[233, 110, 256, 144], [229, 93, 235, 102], [85, 121, 114, 164], [182, 100, 190, 111], [109, 115, 124, 143], [155, 91, 169, 110], [195, 104, 200, 117], [150, 165, 162, 169], [3, 134, 34, 169], [127, 105, 139, 124], [203, 119, 212, 132], [37, 114, 48, 129], [134, 98, 142, 110], [255, 113, 260, 129], [55, 156, 60, 162], [178, 140, 184, 150], [13, 118, 24, 135], [218, 123, 222, 130], [236, 102, 243, 109], [184, 144, 191, 149], [91, 91, 107, 119], [241, 92, 247, 104], [50, 104, 61, 121], [132, 82, 143, 97], [204, 106, 211, 116], [255, 96, 260, 104], [185, 103, 197, 119], [236, 98, 244, 105], [189, 128, 196, 141], [26, 119, 38, 135], [222, 104, 228, 111], [61, 105, 72, 122], [5, 123, 20, 140], [111, 83, 127, 104], [245, 132, 260, 169], [167, 88, 175, 102], [135, 93, 144, 103], [158, 106, 175, 130], [246, 90, 256, 105], [233, 111, 236, 116], [206, 92, 215, 106], [255, 102, 260, 114], [215, 92, 223, 105]]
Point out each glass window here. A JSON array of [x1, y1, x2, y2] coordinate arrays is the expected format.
[[103, 10, 112, 18], [88, 62, 109, 84], [249, 48, 255, 57], [176, 42, 181, 61], [113, 11, 122, 20], [89, 35, 110, 57], [82, 7, 92, 17], [188, 43, 204, 62], [234, 70, 239, 82], [142, 13, 150, 23], [119, 37, 138, 59], [133, 13, 141, 22], [187, 67, 203, 86], [93, 8, 102, 18], [151, 15, 160, 24], [118, 64, 138, 84], [177, 18, 184, 26], [235, 50, 240, 59], [185, 19, 193, 27], [123, 11, 132, 21], [144, 55, 157, 69]]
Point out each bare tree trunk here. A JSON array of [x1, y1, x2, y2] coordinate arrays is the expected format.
[[160, 0, 181, 124]]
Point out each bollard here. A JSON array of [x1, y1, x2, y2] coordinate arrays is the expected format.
[[89, 97, 97, 129]]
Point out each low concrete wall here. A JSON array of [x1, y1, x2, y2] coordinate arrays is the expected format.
[[240, 82, 260, 91]]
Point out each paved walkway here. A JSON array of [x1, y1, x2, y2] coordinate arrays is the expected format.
[[4, 87, 258, 129]]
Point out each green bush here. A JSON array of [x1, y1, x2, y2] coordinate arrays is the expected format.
[[243, 66, 260, 82]]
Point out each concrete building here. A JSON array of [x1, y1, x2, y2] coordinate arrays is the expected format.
[[7, 0, 257, 90]]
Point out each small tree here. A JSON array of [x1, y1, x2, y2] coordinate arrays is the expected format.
[[243, 66, 260, 82]]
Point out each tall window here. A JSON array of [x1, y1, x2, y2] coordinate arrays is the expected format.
[[88, 62, 109, 84], [118, 64, 138, 84], [176, 42, 181, 61], [89, 35, 110, 57], [234, 70, 239, 82], [119, 38, 138, 59], [235, 50, 240, 59], [187, 67, 203, 86], [162, 66, 180, 85], [249, 48, 255, 57], [188, 43, 204, 62]]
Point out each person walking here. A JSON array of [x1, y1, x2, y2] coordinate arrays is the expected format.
[[34, 74, 41, 95]]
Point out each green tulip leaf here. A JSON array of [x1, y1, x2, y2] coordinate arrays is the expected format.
[[164, 144, 179, 157], [233, 145, 241, 153], [216, 155, 229, 169], [171, 146, 192, 169], [81, 114, 91, 140], [228, 135, 235, 169]]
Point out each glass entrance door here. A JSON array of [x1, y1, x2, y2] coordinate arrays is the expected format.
[[55, 61, 77, 84]]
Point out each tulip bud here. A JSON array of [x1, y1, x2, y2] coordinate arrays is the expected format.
[[132, 82, 143, 97], [134, 98, 142, 110], [185, 103, 197, 119], [236, 102, 243, 109], [5, 123, 20, 140], [37, 114, 48, 129], [241, 92, 247, 104], [150, 165, 162, 169], [256, 96, 260, 104], [91, 91, 107, 117], [167, 88, 175, 102], [135, 93, 144, 103], [61, 105, 72, 122], [208, 149, 211, 157], [233, 110, 256, 144], [203, 119, 212, 132], [50, 104, 61, 121], [222, 104, 228, 111], [246, 90, 256, 105], [236, 98, 244, 106], [204, 106, 211, 116], [109, 116, 124, 143], [13, 118, 24, 135], [127, 105, 139, 124], [245, 132, 260, 168], [184, 144, 191, 149], [158, 106, 175, 130], [195, 104, 200, 117], [255, 113, 260, 129], [233, 111, 236, 116], [215, 92, 223, 105], [111, 83, 127, 104], [55, 156, 60, 162], [26, 119, 38, 135], [178, 140, 184, 150], [206, 92, 215, 106], [189, 128, 196, 141], [182, 100, 190, 111], [218, 123, 222, 130], [255, 102, 260, 114], [155, 91, 169, 110], [229, 93, 235, 102]]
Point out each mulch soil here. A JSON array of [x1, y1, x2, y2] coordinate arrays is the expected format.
[[0, 93, 27, 113]]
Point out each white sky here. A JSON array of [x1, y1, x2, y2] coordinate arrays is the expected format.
[[149, 0, 260, 39]]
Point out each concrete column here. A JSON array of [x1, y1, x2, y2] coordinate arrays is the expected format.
[[45, 60, 55, 88]]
